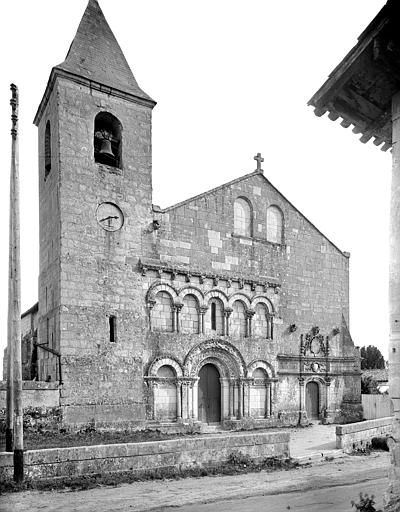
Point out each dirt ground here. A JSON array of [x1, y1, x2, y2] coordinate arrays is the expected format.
[[0, 452, 390, 512]]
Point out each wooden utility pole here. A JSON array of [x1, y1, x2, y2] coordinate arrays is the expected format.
[[9, 83, 23, 482], [5, 86, 16, 452]]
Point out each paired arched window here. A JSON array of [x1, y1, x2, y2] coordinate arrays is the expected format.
[[94, 112, 122, 168], [181, 294, 199, 334], [267, 206, 283, 244], [44, 121, 51, 179], [234, 198, 252, 237], [153, 291, 174, 332]]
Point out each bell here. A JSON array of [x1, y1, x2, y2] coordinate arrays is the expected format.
[[99, 138, 114, 157]]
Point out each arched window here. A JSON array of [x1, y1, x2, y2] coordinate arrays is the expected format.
[[253, 303, 272, 338], [45, 121, 51, 179], [231, 300, 247, 337], [181, 294, 199, 334], [267, 206, 283, 244], [156, 365, 177, 421], [153, 291, 174, 332], [234, 198, 252, 237], [206, 298, 224, 335], [94, 112, 122, 168]]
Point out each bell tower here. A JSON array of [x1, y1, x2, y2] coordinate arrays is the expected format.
[[34, 0, 156, 425]]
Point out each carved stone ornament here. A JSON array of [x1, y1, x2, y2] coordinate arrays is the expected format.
[[304, 361, 327, 373], [304, 329, 327, 357]]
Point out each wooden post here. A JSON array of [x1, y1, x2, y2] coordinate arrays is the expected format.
[[9, 84, 23, 482], [5, 93, 15, 452]]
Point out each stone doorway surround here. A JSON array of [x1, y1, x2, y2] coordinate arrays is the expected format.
[[145, 339, 277, 424]]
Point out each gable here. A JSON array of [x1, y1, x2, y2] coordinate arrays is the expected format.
[[160, 170, 347, 259]]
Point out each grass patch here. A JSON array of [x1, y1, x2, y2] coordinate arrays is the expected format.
[[0, 427, 202, 451]]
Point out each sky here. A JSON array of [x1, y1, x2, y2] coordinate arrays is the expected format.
[[0, 0, 391, 374]]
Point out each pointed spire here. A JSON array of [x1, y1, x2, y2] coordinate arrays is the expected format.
[[57, 0, 153, 103]]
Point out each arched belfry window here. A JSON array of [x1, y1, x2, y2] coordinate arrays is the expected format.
[[44, 121, 51, 179], [94, 112, 122, 168], [267, 206, 283, 244], [234, 197, 252, 237]]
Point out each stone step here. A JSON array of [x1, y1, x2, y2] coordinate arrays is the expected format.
[[292, 449, 348, 466], [199, 423, 224, 434]]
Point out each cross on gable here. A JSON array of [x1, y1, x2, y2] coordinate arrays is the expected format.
[[254, 152, 264, 171]]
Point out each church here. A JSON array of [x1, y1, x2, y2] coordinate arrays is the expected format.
[[24, 0, 361, 429]]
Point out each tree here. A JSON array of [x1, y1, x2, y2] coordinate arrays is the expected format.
[[360, 345, 386, 370], [361, 375, 379, 394]]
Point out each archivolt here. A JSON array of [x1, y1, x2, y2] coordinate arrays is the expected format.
[[183, 339, 247, 379], [247, 359, 276, 378], [147, 355, 183, 377], [204, 289, 229, 307], [177, 285, 204, 306], [146, 281, 178, 302], [228, 293, 251, 309], [251, 295, 275, 313]]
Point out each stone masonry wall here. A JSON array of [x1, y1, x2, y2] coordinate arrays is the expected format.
[[149, 172, 350, 358], [37, 77, 155, 426], [36, 73, 358, 428], [138, 171, 358, 423], [0, 430, 290, 482]]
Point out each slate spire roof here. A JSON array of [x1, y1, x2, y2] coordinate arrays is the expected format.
[[34, 0, 154, 124], [57, 0, 153, 103]]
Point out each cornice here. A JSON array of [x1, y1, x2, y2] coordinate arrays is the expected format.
[[34, 67, 156, 126]]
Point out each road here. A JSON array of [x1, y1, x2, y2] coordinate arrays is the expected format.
[[0, 452, 389, 512], [169, 478, 387, 512]]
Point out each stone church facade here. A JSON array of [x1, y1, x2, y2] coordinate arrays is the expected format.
[[30, 0, 361, 429]]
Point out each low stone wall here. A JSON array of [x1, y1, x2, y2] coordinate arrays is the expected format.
[[0, 430, 289, 481], [0, 381, 60, 409], [336, 417, 393, 453]]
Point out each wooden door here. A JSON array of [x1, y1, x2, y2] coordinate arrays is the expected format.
[[198, 364, 221, 423], [306, 381, 319, 419]]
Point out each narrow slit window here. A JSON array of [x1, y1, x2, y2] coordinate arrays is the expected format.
[[45, 121, 51, 178], [211, 302, 217, 331], [109, 315, 117, 343]]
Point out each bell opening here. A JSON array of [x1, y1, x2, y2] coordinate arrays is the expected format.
[[94, 112, 122, 168]]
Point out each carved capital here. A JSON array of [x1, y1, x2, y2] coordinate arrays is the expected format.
[[199, 305, 209, 315], [246, 309, 256, 318], [147, 298, 156, 310], [224, 307, 233, 318], [174, 301, 184, 312]]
